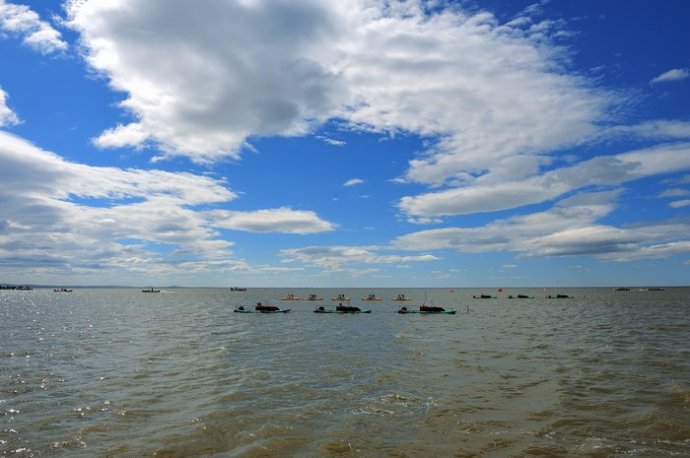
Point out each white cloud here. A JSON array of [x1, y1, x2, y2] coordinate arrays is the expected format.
[[344, 178, 364, 187], [394, 190, 690, 261], [0, 0, 67, 54], [658, 188, 689, 198], [64, 0, 609, 172], [0, 87, 20, 126], [399, 142, 690, 218], [0, 131, 333, 277], [651, 68, 690, 84], [280, 245, 438, 270], [211, 207, 335, 234], [66, 0, 342, 162], [669, 199, 690, 208]]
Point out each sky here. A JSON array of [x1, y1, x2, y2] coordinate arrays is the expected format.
[[0, 0, 689, 288]]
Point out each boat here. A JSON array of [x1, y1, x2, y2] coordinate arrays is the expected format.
[[142, 288, 160, 293], [235, 303, 290, 313], [331, 294, 351, 301], [361, 294, 382, 301], [53, 288, 73, 292], [305, 294, 323, 301], [546, 294, 571, 299], [281, 293, 301, 301], [614, 287, 630, 291], [230, 287, 247, 291], [507, 294, 531, 299], [391, 294, 411, 301], [473, 294, 495, 299], [398, 306, 455, 314], [314, 305, 371, 314]]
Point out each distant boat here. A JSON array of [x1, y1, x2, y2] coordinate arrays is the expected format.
[[361, 294, 382, 301], [53, 288, 73, 292], [391, 294, 411, 301], [614, 287, 630, 291], [305, 294, 323, 301], [230, 287, 247, 291], [473, 294, 495, 299], [331, 294, 351, 301], [281, 293, 301, 301], [142, 288, 160, 293], [547, 294, 571, 299], [507, 294, 532, 299]]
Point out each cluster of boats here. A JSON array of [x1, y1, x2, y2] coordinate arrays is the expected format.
[[0, 284, 33, 290], [234, 301, 455, 314], [278, 293, 411, 302]]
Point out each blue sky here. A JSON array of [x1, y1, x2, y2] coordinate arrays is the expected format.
[[0, 0, 689, 287]]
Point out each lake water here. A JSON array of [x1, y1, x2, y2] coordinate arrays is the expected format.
[[1, 287, 689, 456]]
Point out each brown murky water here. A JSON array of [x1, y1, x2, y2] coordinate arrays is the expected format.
[[2, 287, 688, 456]]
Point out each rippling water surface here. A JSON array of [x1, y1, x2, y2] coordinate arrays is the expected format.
[[1, 287, 689, 456]]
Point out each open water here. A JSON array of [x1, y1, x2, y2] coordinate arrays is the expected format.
[[1, 287, 689, 457]]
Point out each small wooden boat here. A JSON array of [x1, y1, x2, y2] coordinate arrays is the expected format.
[[142, 288, 160, 293], [281, 294, 301, 301], [305, 294, 323, 301], [53, 288, 73, 292], [391, 294, 411, 301], [361, 294, 382, 301], [331, 294, 351, 301]]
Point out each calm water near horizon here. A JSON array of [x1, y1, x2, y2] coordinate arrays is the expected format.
[[1, 287, 688, 456]]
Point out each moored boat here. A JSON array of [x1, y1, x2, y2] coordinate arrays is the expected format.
[[314, 305, 371, 314], [235, 302, 290, 313], [361, 294, 382, 301], [398, 305, 455, 314], [142, 288, 160, 293], [281, 293, 301, 301], [391, 294, 411, 301]]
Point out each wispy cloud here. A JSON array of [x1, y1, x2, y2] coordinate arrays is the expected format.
[[280, 245, 438, 271], [669, 199, 690, 208], [0, 0, 67, 54], [0, 87, 19, 126], [651, 68, 690, 84], [394, 190, 690, 261], [399, 143, 690, 218], [344, 178, 363, 187]]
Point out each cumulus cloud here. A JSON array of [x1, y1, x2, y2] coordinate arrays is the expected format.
[[0, 131, 333, 277], [211, 207, 335, 234], [66, 0, 342, 162], [0, 87, 19, 126], [64, 0, 608, 173], [651, 68, 690, 84], [0, 0, 67, 53]]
